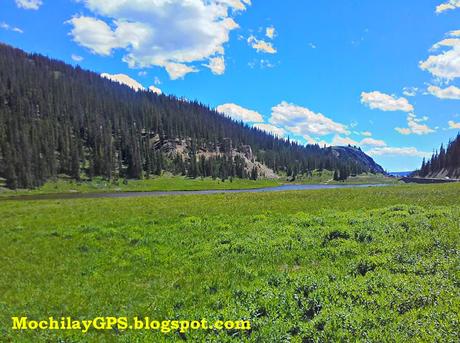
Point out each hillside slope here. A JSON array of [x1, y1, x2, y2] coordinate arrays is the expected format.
[[331, 146, 385, 174], [0, 43, 383, 189], [416, 133, 460, 179]]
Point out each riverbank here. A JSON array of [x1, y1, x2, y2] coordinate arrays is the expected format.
[[0, 183, 392, 201], [0, 173, 400, 199]]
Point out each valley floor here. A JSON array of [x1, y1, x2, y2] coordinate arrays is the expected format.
[[0, 172, 399, 198], [1, 184, 459, 341]]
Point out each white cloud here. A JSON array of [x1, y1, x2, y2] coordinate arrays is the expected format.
[[331, 135, 386, 147], [253, 123, 286, 137], [361, 91, 414, 112], [204, 56, 226, 75], [101, 73, 145, 91], [436, 0, 460, 13], [216, 103, 264, 123], [403, 87, 418, 97], [361, 131, 372, 137], [270, 101, 350, 137], [0, 22, 23, 33], [300, 135, 330, 146], [308, 43, 317, 49], [154, 77, 161, 85], [248, 35, 277, 54], [360, 138, 387, 147], [395, 128, 412, 135], [148, 85, 162, 95], [332, 135, 358, 146], [428, 85, 460, 99], [266, 26, 275, 39], [420, 30, 460, 81], [395, 114, 435, 135], [68, 0, 249, 79], [448, 120, 460, 129], [15, 0, 42, 10], [67, 16, 133, 56], [164, 63, 198, 80], [366, 147, 431, 158], [71, 54, 84, 62]]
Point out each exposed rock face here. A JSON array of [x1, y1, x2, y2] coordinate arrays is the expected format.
[[150, 137, 279, 179], [331, 146, 385, 174], [148, 139, 384, 180], [240, 145, 254, 161], [425, 168, 460, 179]]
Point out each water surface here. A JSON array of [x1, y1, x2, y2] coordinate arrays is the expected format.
[[1, 184, 390, 201]]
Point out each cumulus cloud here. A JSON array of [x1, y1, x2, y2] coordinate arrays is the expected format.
[[428, 85, 460, 99], [270, 101, 350, 137], [266, 26, 275, 39], [436, 0, 460, 13], [253, 123, 286, 137], [164, 63, 198, 80], [101, 73, 145, 91], [360, 138, 387, 147], [420, 30, 460, 81], [361, 91, 414, 112], [331, 135, 386, 147], [366, 147, 431, 158], [248, 35, 277, 54], [68, 0, 250, 79], [0, 22, 23, 33], [204, 56, 226, 75], [71, 54, 84, 62], [395, 114, 435, 135], [148, 85, 162, 95], [332, 135, 358, 146], [448, 120, 460, 129], [216, 103, 264, 123], [15, 0, 42, 10]]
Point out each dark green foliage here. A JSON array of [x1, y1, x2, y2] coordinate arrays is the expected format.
[[417, 133, 460, 178], [0, 43, 377, 189]]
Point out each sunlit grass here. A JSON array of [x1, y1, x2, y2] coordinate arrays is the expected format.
[[1, 183, 459, 341]]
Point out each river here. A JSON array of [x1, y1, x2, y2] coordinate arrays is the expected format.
[[1, 183, 390, 201]]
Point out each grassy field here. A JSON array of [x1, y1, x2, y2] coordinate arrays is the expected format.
[[1, 184, 459, 341], [0, 173, 400, 198], [0, 176, 282, 197], [279, 171, 400, 185]]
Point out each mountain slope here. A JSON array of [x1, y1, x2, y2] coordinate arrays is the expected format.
[[331, 146, 385, 174], [0, 43, 383, 189], [416, 133, 460, 179]]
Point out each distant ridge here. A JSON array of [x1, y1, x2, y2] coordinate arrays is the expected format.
[[389, 171, 413, 177]]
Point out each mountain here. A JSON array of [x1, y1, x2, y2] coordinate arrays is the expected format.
[[331, 146, 385, 174], [0, 43, 384, 189], [389, 171, 413, 177], [415, 133, 460, 179]]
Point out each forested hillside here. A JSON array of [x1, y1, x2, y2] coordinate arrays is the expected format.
[[0, 43, 382, 189], [417, 133, 460, 179]]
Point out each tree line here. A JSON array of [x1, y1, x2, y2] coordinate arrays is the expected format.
[[417, 133, 460, 178], [0, 43, 377, 189]]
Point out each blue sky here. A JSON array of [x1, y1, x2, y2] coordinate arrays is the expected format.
[[1, 0, 460, 171]]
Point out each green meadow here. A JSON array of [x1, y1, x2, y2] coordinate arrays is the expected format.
[[1, 183, 459, 342], [0, 176, 282, 198], [0, 172, 399, 199]]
